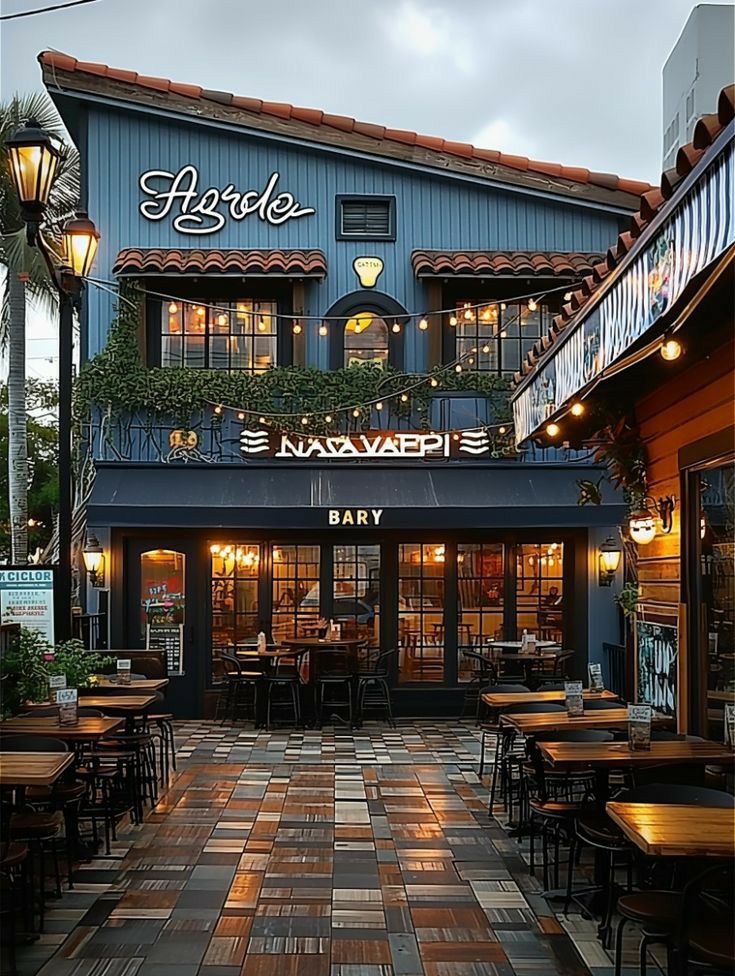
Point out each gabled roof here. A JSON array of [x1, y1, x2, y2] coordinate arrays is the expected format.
[[39, 51, 651, 210], [513, 85, 735, 387], [411, 250, 602, 278]]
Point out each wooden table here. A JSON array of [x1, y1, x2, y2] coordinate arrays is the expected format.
[[501, 708, 661, 734], [538, 739, 735, 771], [0, 751, 74, 788], [90, 676, 168, 692], [0, 716, 124, 742], [282, 638, 364, 650], [485, 640, 560, 653], [606, 801, 735, 858], [78, 695, 157, 712], [483, 689, 618, 709]]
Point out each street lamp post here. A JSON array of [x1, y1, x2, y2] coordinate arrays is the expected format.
[[6, 119, 100, 642]]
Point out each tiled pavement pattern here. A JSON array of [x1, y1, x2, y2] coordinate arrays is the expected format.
[[16, 723, 656, 976]]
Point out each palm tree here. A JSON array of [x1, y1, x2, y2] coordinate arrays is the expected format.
[[1, 93, 79, 564]]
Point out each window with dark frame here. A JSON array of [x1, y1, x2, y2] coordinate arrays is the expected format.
[[450, 300, 552, 377], [271, 544, 321, 641], [336, 195, 395, 240], [161, 299, 277, 372]]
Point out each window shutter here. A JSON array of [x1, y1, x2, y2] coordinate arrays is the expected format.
[[339, 197, 393, 238]]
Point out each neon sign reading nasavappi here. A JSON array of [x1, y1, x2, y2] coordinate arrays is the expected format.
[[138, 165, 316, 234]]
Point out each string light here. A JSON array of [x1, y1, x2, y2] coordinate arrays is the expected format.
[[660, 337, 682, 361], [325, 414, 333, 424], [258, 416, 266, 424], [392, 321, 401, 333], [570, 402, 585, 417], [482, 344, 490, 353], [168, 301, 178, 314], [430, 377, 439, 387], [238, 412, 245, 421], [375, 401, 383, 411], [455, 364, 462, 373], [563, 292, 573, 302], [419, 317, 428, 330], [214, 405, 222, 415], [545, 422, 560, 438], [498, 426, 506, 435], [217, 314, 227, 326], [352, 408, 360, 418], [319, 323, 328, 336], [301, 416, 309, 426], [527, 298, 538, 312], [257, 316, 267, 332], [449, 315, 458, 326], [400, 393, 409, 403], [292, 322, 302, 335]]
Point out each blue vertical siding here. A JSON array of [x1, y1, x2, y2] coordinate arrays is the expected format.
[[86, 107, 625, 366]]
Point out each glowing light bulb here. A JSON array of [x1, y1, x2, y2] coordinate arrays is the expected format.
[[258, 317, 267, 332], [293, 322, 302, 335], [545, 422, 560, 438], [197, 306, 205, 316], [258, 416, 266, 424], [528, 298, 538, 312], [168, 302, 178, 314], [449, 315, 458, 326], [500, 303, 507, 311], [400, 393, 409, 403], [319, 323, 328, 336], [218, 314, 227, 326], [482, 344, 490, 353], [392, 322, 401, 333], [468, 357, 475, 365], [498, 426, 507, 435], [419, 317, 428, 330], [352, 408, 360, 418], [375, 401, 383, 411], [660, 338, 682, 361], [301, 416, 309, 426], [214, 405, 223, 415], [570, 401, 585, 417], [564, 292, 573, 302], [354, 323, 362, 334], [481, 308, 491, 321], [325, 414, 333, 424], [210, 545, 221, 555], [238, 412, 245, 421], [430, 377, 438, 387], [455, 364, 462, 373], [464, 308, 473, 320]]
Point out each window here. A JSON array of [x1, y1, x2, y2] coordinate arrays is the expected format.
[[457, 543, 505, 680], [516, 543, 564, 642], [336, 195, 395, 240], [210, 544, 261, 655], [398, 543, 446, 682], [162, 299, 277, 371], [272, 545, 321, 641], [139, 549, 185, 640], [333, 545, 381, 648], [344, 311, 389, 367], [451, 300, 551, 377]]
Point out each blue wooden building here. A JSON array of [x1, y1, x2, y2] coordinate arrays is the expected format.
[[42, 51, 647, 716]]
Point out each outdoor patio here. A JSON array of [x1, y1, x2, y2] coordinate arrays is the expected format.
[[13, 721, 649, 976]]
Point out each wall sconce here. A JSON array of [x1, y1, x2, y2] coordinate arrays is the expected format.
[[82, 534, 105, 587], [598, 536, 622, 586], [628, 495, 677, 545], [628, 511, 657, 546]]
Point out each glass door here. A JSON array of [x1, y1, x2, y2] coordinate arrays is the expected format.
[[332, 544, 381, 650], [398, 543, 446, 683], [271, 544, 321, 641]]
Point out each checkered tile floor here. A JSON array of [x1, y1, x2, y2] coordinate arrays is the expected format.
[[15, 722, 658, 976]]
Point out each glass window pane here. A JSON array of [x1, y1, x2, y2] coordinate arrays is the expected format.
[[457, 543, 504, 681], [344, 312, 389, 368], [333, 545, 380, 651], [184, 335, 205, 367], [516, 543, 564, 642], [210, 543, 261, 679], [398, 543, 444, 683], [139, 549, 185, 640], [272, 544, 321, 640]]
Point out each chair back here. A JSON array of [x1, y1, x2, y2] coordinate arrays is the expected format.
[[220, 653, 242, 677], [77, 707, 104, 717], [1, 735, 68, 752], [618, 784, 735, 807]]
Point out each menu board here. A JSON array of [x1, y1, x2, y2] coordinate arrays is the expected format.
[[565, 681, 584, 716], [0, 567, 54, 643], [636, 620, 677, 717], [588, 663, 604, 692], [147, 623, 184, 675], [628, 704, 652, 751]]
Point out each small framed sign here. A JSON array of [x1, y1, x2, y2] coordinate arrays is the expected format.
[[588, 663, 604, 692], [628, 704, 652, 751], [49, 674, 67, 703], [117, 659, 132, 686], [725, 703, 735, 748], [565, 681, 584, 716], [56, 688, 78, 726]]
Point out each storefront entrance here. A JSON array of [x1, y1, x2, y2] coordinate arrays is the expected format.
[[120, 529, 576, 716]]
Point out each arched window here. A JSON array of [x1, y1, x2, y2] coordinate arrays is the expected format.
[[344, 311, 389, 368]]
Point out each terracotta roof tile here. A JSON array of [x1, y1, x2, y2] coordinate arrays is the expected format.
[[513, 84, 734, 388], [112, 247, 327, 278], [411, 250, 602, 278], [37, 50, 652, 203]]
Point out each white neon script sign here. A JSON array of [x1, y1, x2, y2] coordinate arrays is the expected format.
[[240, 430, 492, 460], [139, 165, 316, 234]]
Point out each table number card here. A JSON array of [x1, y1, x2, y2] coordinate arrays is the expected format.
[[588, 663, 604, 692], [48, 674, 67, 703], [725, 703, 735, 748], [56, 688, 78, 726], [565, 681, 584, 716], [117, 659, 132, 686], [329, 622, 342, 641], [628, 705, 652, 750]]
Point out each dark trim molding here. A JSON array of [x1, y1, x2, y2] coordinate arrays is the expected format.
[[335, 194, 397, 241], [325, 289, 408, 369]]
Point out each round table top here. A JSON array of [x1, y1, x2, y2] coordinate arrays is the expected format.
[[281, 637, 364, 649]]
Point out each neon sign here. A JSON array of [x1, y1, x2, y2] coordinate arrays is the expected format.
[[240, 429, 492, 460]]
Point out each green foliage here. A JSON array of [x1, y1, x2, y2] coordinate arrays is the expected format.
[[74, 294, 513, 433], [615, 583, 640, 619], [589, 417, 648, 511], [576, 476, 604, 506], [0, 378, 59, 560], [0, 628, 113, 716]]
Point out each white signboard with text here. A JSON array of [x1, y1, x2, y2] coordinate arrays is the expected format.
[[0, 568, 54, 643]]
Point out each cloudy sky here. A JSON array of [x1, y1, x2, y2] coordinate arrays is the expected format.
[[3, 0, 733, 183]]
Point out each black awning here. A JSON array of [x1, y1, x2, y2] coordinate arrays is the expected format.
[[87, 463, 624, 530]]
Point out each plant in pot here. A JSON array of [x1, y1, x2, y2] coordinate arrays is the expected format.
[[0, 628, 114, 716]]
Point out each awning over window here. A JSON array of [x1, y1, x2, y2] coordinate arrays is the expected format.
[[112, 248, 327, 278], [411, 250, 602, 279], [87, 463, 624, 530]]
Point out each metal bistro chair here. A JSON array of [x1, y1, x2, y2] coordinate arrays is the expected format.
[[477, 684, 530, 780], [356, 647, 397, 728], [220, 652, 263, 725], [460, 649, 497, 723], [265, 648, 306, 730], [315, 644, 356, 728]]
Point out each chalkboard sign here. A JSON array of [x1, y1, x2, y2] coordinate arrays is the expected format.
[[147, 623, 184, 675]]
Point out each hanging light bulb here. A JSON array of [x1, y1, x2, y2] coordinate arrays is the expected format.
[[500, 302, 507, 311], [352, 408, 360, 418], [528, 298, 538, 312], [564, 292, 573, 302], [258, 316, 267, 332], [464, 308, 473, 320], [217, 313, 227, 326], [325, 414, 333, 424], [214, 405, 223, 415], [392, 321, 401, 333], [197, 306, 205, 316], [545, 422, 560, 438], [168, 301, 178, 314], [292, 321, 302, 335], [375, 401, 383, 411], [400, 393, 409, 403], [498, 426, 507, 435], [258, 416, 266, 425], [238, 412, 245, 421], [419, 317, 428, 330], [319, 323, 328, 336], [455, 364, 462, 373], [570, 401, 585, 417], [468, 357, 475, 365], [660, 337, 682, 361], [449, 314, 458, 326], [430, 377, 439, 387], [354, 322, 363, 334], [482, 344, 490, 354]]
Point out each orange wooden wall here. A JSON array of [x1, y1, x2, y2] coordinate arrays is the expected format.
[[634, 335, 734, 726]]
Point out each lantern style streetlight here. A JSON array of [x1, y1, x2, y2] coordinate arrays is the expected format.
[[82, 535, 105, 588], [6, 119, 100, 641], [598, 537, 622, 586]]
